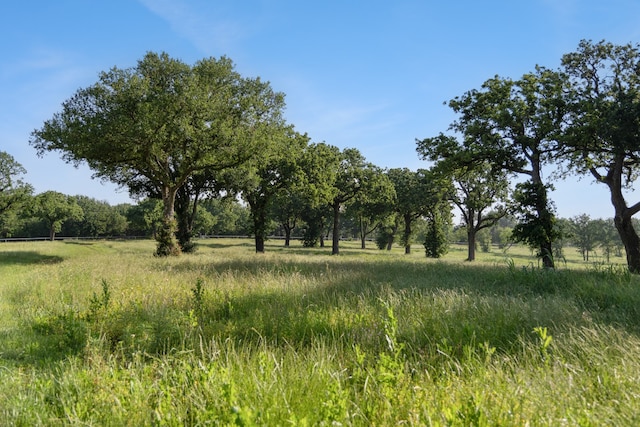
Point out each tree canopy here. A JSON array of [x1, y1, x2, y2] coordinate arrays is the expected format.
[[418, 67, 567, 267], [560, 40, 640, 272], [32, 191, 84, 241], [0, 151, 33, 216], [30, 52, 285, 255]]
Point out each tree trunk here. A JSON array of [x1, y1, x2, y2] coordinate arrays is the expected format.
[[332, 202, 340, 255], [49, 226, 56, 241], [284, 227, 291, 247], [615, 215, 640, 273], [283, 216, 298, 247], [531, 167, 555, 269], [255, 234, 265, 253], [467, 228, 476, 261], [386, 222, 398, 250], [251, 200, 268, 253], [403, 214, 412, 255], [597, 157, 640, 273], [175, 185, 198, 253], [608, 173, 640, 272], [156, 186, 181, 256], [386, 236, 394, 251], [539, 242, 554, 268], [360, 217, 366, 249]]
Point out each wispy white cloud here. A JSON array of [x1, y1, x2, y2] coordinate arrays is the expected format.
[[1, 51, 89, 128], [137, 0, 248, 55], [287, 95, 411, 167], [2, 48, 75, 78], [540, 0, 579, 19]]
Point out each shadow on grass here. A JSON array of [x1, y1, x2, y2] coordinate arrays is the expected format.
[[0, 251, 64, 266], [148, 248, 640, 351], [196, 240, 255, 250], [8, 243, 640, 366]]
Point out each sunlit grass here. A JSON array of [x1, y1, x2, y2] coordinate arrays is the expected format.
[[0, 238, 639, 425]]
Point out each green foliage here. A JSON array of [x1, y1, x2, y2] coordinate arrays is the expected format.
[[329, 147, 372, 255], [421, 67, 566, 268], [30, 52, 286, 255], [190, 278, 206, 322], [386, 167, 450, 254], [375, 216, 398, 250], [0, 151, 33, 237], [510, 181, 561, 266], [560, 40, 640, 272], [200, 197, 251, 236], [154, 217, 181, 256], [301, 204, 332, 248], [31, 310, 88, 356], [32, 191, 84, 240], [88, 279, 111, 320], [225, 128, 308, 252], [346, 164, 396, 248], [424, 204, 451, 258], [533, 326, 553, 364], [62, 195, 128, 237], [477, 228, 491, 252]]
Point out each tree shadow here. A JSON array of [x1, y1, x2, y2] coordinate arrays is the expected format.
[[166, 250, 640, 349], [7, 244, 640, 367], [64, 241, 96, 246], [0, 251, 64, 266], [196, 240, 255, 250]]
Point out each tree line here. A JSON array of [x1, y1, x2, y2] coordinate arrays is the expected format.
[[0, 174, 252, 240], [0, 152, 627, 266], [0, 151, 630, 271], [7, 40, 640, 272]]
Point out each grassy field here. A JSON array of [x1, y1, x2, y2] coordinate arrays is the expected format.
[[1, 238, 639, 425]]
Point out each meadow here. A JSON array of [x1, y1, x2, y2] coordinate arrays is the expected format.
[[1, 238, 639, 425]]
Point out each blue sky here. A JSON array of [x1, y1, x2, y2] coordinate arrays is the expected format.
[[2, 0, 640, 219]]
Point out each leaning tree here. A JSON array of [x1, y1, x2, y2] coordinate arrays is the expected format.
[[30, 52, 285, 256], [561, 40, 640, 273], [419, 66, 567, 267]]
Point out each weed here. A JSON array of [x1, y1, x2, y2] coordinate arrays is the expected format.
[[88, 279, 111, 320], [31, 310, 88, 356], [190, 277, 206, 320], [533, 326, 553, 364], [319, 372, 349, 424]]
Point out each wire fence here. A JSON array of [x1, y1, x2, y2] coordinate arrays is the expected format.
[[0, 235, 293, 243]]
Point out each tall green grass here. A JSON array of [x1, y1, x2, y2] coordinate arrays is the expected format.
[[1, 239, 639, 425]]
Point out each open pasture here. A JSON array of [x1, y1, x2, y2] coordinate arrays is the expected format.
[[1, 238, 639, 425]]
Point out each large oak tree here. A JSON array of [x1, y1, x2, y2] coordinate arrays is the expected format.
[[32, 191, 83, 241], [224, 128, 308, 253], [30, 52, 285, 255], [419, 67, 566, 267], [346, 165, 396, 249], [386, 168, 450, 255], [561, 40, 640, 273], [329, 148, 372, 255]]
